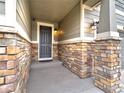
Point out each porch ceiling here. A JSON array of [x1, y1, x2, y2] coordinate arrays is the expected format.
[[29, 0, 80, 23], [83, 0, 101, 7]]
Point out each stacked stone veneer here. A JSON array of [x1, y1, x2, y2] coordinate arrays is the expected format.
[[31, 43, 38, 62], [58, 42, 95, 78], [53, 44, 58, 60], [95, 39, 121, 93], [0, 32, 31, 93]]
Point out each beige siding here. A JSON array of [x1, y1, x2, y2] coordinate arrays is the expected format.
[[31, 21, 37, 41], [116, 0, 124, 68], [84, 0, 124, 30], [116, 0, 124, 12], [116, 0, 124, 26], [59, 3, 81, 41], [16, 0, 31, 36], [31, 1, 124, 41], [84, 7, 100, 37], [84, 0, 124, 38]]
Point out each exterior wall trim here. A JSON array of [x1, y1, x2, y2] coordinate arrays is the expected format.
[[31, 41, 38, 44], [59, 37, 81, 44], [31, 41, 59, 44], [58, 37, 94, 44], [37, 22, 54, 61], [96, 31, 121, 40], [53, 42, 59, 44], [80, 2, 85, 40], [0, 26, 31, 43], [116, 9, 124, 17], [16, 22, 30, 41], [83, 4, 93, 10]]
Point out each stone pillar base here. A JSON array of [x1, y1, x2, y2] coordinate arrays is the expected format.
[[0, 32, 31, 93], [95, 39, 121, 93]]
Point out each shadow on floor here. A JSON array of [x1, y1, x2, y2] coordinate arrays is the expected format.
[[27, 60, 104, 93]]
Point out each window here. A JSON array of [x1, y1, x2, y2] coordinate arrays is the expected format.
[[0, 0, 5, 15]]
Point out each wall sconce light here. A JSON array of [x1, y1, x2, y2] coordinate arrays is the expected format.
[[90, 21, 99, 27], [89, 21, 99, 31], [54, 28, 64, 36], [54, 29, 59, 37], [54, 28, 58, 41], [89, 20, 99, 38], [54, 28, 58, 33]]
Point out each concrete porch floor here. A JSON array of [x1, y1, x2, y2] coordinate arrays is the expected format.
[[27, 60, 104, 93], [120, 70, 124, 92]]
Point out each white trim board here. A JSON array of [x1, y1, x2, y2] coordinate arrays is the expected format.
[[37, 22, 54, 61], [38, 58, 53, 61], [116, 9, 124, 17], [31, 41, 38, 44], [96, 31, 121, 40], [31, 41, 58, 44], [0, 24, 31, 43], [59, 37, 81, 44], [53, 42, 59, 44], [16, 22, 30, 42], [56, 37, 94, 44], [80, 3, 85, 40]]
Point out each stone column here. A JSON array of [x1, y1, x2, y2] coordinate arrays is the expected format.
[[0, 33, 17, 93], [95, 0, 121, 93], [0, 28, 31, 93]]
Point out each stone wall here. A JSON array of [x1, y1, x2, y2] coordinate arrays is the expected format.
[[58, 40, 121, 92], [53, 44, 58, 60], [0, 32, 31, 93], [58, 42, 95, 78], [31, 43, 38, 62], [95, 39, 121, 93]]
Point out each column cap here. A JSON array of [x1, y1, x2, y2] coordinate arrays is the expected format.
[[96, 31, 122, 40]]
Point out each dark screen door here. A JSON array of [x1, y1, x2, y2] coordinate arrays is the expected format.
[[39, 26, 52, 59]]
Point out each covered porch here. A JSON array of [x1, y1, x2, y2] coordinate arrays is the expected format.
[[0, 0, 124, 93], [30, 0, 124, 93]]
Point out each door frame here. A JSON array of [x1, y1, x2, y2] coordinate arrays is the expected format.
[[37, 22, 54, 61]]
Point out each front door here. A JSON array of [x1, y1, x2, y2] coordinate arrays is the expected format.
[[39, 26, 52, 61]]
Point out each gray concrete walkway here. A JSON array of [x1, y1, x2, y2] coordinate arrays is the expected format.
[[27, 60, 104, 93], [120, 70, 124, 92]]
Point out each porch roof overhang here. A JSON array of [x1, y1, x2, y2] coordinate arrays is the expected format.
[[29, 0, 80, 23], [29, 0, 101, 23]]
